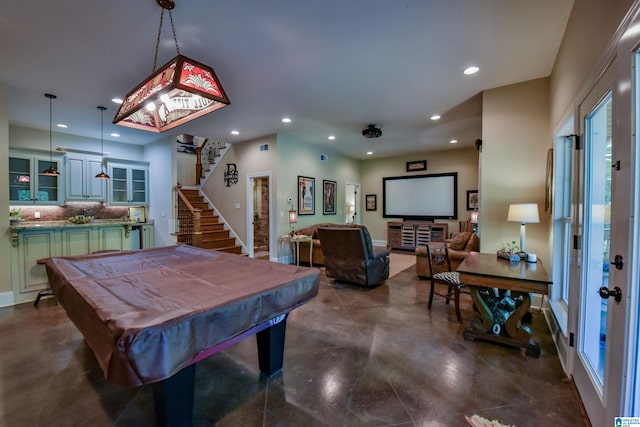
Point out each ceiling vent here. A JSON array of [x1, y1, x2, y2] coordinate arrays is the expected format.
[[362, 124, 382, 139]]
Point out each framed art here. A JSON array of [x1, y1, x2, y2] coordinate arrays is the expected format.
[[466, 190, 479, 211], [545, 148, 553, 213], [298, 176, 315, 215], [366, 194, 377, 211], [406, 160, 427, 172], [129, 206, 146, 223], [323, 180, 337, 215]]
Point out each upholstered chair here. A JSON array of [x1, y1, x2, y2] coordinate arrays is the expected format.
[[317, 226, 390, 287]]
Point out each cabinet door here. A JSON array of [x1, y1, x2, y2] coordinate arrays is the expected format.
[[142, 224, 155, 248], [17, 230, 58, 295], [66, 157, 86, 200], [86, 159, 106, 200], [36, 158, 61, 204], [100, 227, 131, 251], [130, 167, 148, 204], [110, 166, 129, 204], [9, 157, 32, 202], [61, 228, 98, 256]]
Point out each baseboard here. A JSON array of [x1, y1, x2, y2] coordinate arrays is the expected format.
[[0, 291, 15, 308]]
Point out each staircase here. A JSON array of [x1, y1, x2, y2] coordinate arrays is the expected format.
[[176, 188, 243, 254]]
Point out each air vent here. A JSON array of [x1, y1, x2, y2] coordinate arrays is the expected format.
[[320, 154, 328, 162], [259, 143, 270, 152]]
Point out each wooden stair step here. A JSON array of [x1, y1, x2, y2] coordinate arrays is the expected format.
[[213, 246, 243, 255], [198, 238, 236, 249]]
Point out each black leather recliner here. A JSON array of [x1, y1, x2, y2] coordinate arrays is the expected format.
[[317, 226, 390, 287]]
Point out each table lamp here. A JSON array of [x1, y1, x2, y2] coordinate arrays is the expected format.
[[288, 205, 297, 236], [470, 210, 479, 233], [507, 203, 539, 254]]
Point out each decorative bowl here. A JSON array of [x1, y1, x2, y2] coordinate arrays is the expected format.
[[68, 215, 94, 224]]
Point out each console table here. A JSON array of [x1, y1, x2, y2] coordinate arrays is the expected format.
[[386, 221, 448, 250], [457, 252, 551, 357]]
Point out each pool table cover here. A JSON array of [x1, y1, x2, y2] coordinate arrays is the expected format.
[[44, 244, 319, 387]]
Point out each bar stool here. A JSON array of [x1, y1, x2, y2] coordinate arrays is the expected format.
[[34, 258, 54, 306]]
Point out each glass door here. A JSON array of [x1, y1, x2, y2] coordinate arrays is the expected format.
[[572, 60, 628, 425]]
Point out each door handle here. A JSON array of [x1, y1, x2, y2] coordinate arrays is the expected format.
[[598, 286, 622, 303], [611, 254, 623, 270]]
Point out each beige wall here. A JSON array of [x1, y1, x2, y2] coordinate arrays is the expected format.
[[480, 78, 551, 263], [361, 147, 479, 242], [0, 85, 11, 298], [550, 0, 634, 124], [204, 135, 278, 245]]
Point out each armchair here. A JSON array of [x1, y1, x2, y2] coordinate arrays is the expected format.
[[317, 226, 390, 287]]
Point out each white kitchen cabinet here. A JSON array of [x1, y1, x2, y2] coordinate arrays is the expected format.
[[9, 150, 65, 205], [108, 162, 149, 206], [66, 155, 106, 201]]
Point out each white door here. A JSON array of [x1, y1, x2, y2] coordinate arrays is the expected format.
[[344, 182, 360, 224], [571, 59, 629, 424]]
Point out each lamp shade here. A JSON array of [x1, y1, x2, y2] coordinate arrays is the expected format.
[[113, 55, 230, 133], [288, 208, 297, 224], [507, 203, 539, 224], [470, 210, 479, 224]]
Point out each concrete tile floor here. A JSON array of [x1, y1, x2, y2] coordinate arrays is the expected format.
[[0, 264, 589, 426]]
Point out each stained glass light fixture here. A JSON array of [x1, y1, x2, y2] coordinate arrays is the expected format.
[[41, 93, 60, 176], [113, 0, 230, 133], [95, 106, 110, 179]]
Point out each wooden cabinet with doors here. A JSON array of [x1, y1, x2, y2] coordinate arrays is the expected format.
[[9, 149, 65, 205], [65, 155, 106, 201], [108, 162, 149, 206]]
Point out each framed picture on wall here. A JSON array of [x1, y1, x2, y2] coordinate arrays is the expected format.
[[366, 194, 377, 211], [323, 180, 337, 215], [466, 190, 479, 210], [298, 176, 315, 215]]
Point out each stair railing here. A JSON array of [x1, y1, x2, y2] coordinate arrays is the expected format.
[[175, 186, 202, 247], [195, 139, 226, 183]]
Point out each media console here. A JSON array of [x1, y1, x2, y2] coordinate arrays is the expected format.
[[386, 221, 448, 250]]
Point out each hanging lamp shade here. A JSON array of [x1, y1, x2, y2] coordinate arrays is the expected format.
[[96, 106, 110, 179], [113, 55, 229, 133], [41, 93, 60, 176], [113, 0, 229, 133]]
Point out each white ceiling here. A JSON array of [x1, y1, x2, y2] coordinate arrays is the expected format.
[[0, 0, 573, 159]]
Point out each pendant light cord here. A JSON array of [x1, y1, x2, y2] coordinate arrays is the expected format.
[[152, 6, 181, 72]]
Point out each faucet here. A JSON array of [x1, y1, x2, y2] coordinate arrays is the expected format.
[[83, 208, 88, 217]]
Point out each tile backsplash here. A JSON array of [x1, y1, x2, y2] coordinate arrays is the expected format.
[[10, 203, 132, 222]]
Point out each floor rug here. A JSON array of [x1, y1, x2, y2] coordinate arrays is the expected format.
[[388, 252, 416, 278]]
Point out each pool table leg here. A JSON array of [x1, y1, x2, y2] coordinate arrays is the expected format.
[[256, 317, 287, 376], [153, 363, 195, 427]]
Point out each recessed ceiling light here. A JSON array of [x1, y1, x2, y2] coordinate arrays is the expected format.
[[56, 123, 67, 128], [110, 133, 120, 137], [231, 130, 239, 135], [282, 117, 291, 123], [366, 151, 373, 155], [112, 98, 123, 104], [430, 115, 441, 121], [463, 66, 479, 75], [449, 139, 458, 144], [328, 135, 335, 140]]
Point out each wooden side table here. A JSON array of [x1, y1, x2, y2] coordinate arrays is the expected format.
[[279, 235, 313, 266]]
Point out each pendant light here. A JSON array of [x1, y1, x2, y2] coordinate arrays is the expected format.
[[95, 106, 110, 179], [41, 93, 60, 176], [113, 0, 229, 133]]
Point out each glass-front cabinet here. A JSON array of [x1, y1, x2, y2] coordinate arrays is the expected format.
[[9, 150, 64, 205], [108, 162, 149, 206]]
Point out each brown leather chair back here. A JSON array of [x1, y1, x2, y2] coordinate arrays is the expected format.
[[317, 226, 389, 287]]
